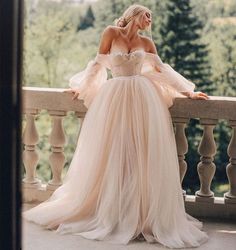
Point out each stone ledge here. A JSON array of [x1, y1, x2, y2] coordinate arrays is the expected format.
[[23, 87, 236, 120], [185, 195, 236, 220]]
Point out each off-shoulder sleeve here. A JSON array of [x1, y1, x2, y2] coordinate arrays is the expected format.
[[142, 53, 195, 108], [69, 54, 110, 109]]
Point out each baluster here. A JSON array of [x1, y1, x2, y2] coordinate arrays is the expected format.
[[224, 120, 236, 204], [195, 118, 217, 202], [47, 111, 66, 191], [173, 117, 189, 197], [22, 109, 41, 188]]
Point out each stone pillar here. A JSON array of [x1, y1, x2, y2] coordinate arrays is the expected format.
[[195, 118, 217, 203], [22, 109, 41, 188], [224, 120, 236, 204], [47, 111, 66, 191], [173, 117, 189, 197]]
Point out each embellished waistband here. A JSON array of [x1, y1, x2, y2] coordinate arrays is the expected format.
[[111, 74, 144, 80]]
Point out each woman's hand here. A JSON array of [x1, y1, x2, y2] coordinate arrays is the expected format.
[[188, 91, 209, 100], [155, 65, 161, 73], [63, 88, 80, 100]]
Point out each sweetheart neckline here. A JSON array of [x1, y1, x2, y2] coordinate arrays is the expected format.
[[96, 51, 162, 61], [97, 49, 147, 56], [109, 49, 145, 56]]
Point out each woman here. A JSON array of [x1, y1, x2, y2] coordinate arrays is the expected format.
[[23, 4, 210, 248]]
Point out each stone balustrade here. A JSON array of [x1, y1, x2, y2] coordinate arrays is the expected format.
[[22, 87, 236, 219]]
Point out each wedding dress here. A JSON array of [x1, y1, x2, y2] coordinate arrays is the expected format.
[[23, 49, 209, 248]]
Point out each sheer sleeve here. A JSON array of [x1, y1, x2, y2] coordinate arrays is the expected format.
[[142, 53, 195, 108], [69, 54, 110, 109]]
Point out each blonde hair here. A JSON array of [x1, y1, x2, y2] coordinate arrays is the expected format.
[[115, 4, 152, 29]]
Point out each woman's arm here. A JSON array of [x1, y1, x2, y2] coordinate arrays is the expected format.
[[145, 38, 209, 100], [65, 26, 116, 100], [98, 26, 117, 54]]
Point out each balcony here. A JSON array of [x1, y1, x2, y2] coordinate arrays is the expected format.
[[22, 87, 236, 249]]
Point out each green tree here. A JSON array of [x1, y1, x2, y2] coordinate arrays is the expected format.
[[191, 0, 236, 96], [158, 0, 214, 94], [204, 20, 236, 97], [154, 0, 216, 193], [192, 0, 236, 194], [77, 5, 95, 31], [94, 0, 128, 32], [23, 0, 97, 88], [94, 0, 155, 33]]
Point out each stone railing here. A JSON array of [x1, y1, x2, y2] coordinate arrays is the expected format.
[[22, 87, 236, 219]]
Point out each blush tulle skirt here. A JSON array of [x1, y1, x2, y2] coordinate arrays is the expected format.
[[23, 75, 209, 248]]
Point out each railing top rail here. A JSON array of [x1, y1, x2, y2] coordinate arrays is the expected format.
[[23, 87, 87, 113], [23, 87, 236, 119]]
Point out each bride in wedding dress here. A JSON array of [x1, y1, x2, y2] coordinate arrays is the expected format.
[[23, 4, 210, 248]]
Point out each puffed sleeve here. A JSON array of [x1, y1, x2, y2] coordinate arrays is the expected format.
[[142, 53, 195, 108], [69, 54, 110, 109]]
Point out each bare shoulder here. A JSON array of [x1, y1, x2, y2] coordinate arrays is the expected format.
[[98, 26, 119, 54], [101, 25, 119, 38], [140, 35, 157, 54]]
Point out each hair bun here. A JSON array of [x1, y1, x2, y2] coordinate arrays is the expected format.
[[115, 16, 127, 27]]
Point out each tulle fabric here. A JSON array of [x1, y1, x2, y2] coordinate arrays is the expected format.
[[142, 52, 195, 107], [23, 50, 208, 248], [69, 57, 108, 108], [69, 50, 195, 109]]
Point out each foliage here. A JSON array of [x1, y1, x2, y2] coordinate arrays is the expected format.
[[155, 0, 216, 194], [192, 0, 236, 96], [23, 0, 98, 88], [158, 0, 214, 94], [77, 5, 95, 31]]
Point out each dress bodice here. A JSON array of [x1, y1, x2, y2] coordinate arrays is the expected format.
[[69, 50, 196, 109], [109, 50, 146, 77]]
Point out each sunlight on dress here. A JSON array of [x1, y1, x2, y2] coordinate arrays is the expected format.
[[23, 50, 209, 248]]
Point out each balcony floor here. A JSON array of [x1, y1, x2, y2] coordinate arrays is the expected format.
[[22, 205, 236, 250]]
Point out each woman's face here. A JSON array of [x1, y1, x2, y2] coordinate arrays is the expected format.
[[136, 11, 152, 30]]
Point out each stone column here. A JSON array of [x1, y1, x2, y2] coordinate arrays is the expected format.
[[224, 120, 236, 204], [22, 109, 41, 188], [195, 118, 217, 203], [47, 111, 66, 191], [173, 117, 190, 197]]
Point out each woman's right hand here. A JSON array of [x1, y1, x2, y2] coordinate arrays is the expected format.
[[189, 91, 209, 100], [63, 88, 80, 100], [155, 65, 161, 73]]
